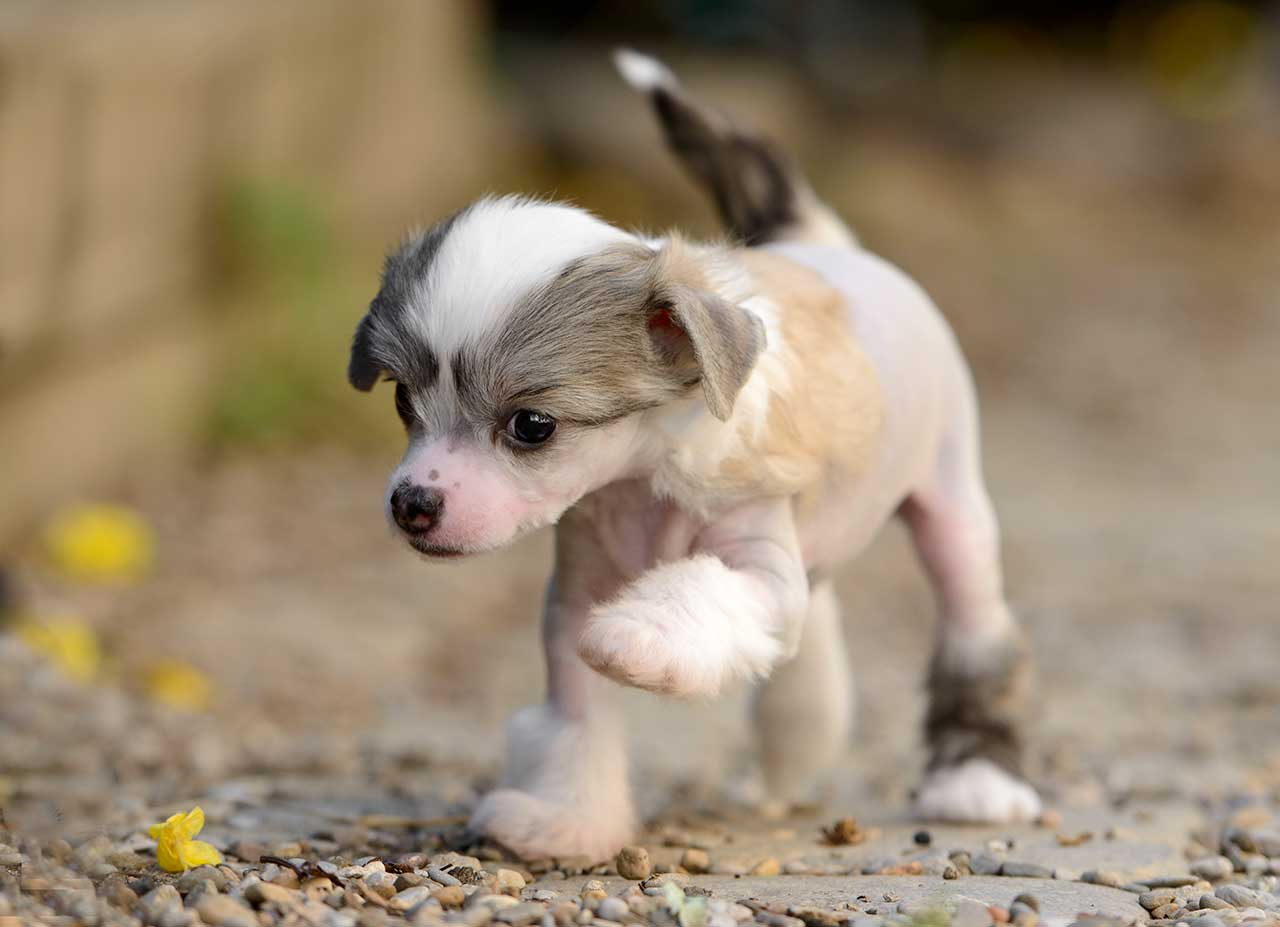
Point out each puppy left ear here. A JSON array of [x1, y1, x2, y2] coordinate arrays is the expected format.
[[655, 284, 765, 421], [348, 314, 383, 391]]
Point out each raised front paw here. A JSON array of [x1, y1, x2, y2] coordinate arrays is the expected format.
[[915, 758, 1042, 823], [577, 556, 783, 699], [469, 788, 632, 862]]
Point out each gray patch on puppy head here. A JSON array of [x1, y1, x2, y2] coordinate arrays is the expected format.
[[453, 240, 763, 430], [347, 208, 467, 392]]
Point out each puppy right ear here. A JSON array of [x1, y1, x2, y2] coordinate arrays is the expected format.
[[348, 314, 383, 391]]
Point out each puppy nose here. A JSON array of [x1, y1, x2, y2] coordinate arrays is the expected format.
[[391, 483, 444, 534]]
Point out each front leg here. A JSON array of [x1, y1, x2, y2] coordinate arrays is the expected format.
[[578, 497, 808, 699], [468, 513, 634, 861]]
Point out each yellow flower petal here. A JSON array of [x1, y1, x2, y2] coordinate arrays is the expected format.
[[177, 840, 223, 869], [15, 616, 101, 683], [44, 503, 155, 583], [178, 807, 206, 840], [145, 661, 214, 712]]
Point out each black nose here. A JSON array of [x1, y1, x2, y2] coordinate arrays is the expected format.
[[391, 483, 444, 535]]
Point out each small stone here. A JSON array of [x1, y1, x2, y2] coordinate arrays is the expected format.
[[301, 876, 335, 900], [1035, 810, 1063, 829], [913, 830, 932, 846], [1000, 862, 1053, 879], [749, 858, 781, 877], [755, 914, 805, 927], [1120, 883, 1151, 894], [138, 885, 183, 924], [101, 873, 138, 909], [244, 880, 295, 907], [971, 854, 1003, 876], [496, 901, 551, 925], [1140, 889, 1178, 911], [1215, 884, 1264, 908], [782, 861, 811, 875], [1146, 874, 1198, 888], [178, 866, 227, 894], [988, 905, 1010, 923], [390, 886, 435, 911], [1150, 903, 1180, 919], [196, 895, 258, 927], [597, 898, 629, 921], [429, 867, 462, 886], [951, 899, 993, 927], [434, 885, 466, 908], [496, 869, 528, 895], [1081, 870, 1124, 888], [1192, 858, 1236, 882], [1010, 894, 1039, 913], [365, 870, 399, 899], [615, 847, 651, 881], [1052, 867, 1080, 881], [229, 841, 267, 863], [681, 849, 711, 874], [1201, 893, 1233, 910], [1008, 901, 1037, 927]]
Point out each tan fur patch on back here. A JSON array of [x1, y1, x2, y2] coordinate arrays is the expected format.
[[718, 249, 884, 510]]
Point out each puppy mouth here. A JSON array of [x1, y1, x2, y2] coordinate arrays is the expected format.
[[405, 534, 467, 559]]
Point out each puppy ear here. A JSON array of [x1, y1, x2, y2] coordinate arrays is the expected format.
[[651, 281, 765, 422], [348, 314, 383, 391]]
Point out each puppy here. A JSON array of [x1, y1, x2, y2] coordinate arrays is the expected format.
[[347, 51, 1040, 860]]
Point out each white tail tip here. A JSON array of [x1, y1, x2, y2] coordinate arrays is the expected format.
[[613, 48, 677, 92]]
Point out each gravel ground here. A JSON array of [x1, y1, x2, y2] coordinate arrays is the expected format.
[[3, 58, 1280, 927]]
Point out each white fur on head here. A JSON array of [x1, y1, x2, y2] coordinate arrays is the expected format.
[[411, 197, 635, 360], [579, 554, 784, 699], [613, 48, 677, 92]]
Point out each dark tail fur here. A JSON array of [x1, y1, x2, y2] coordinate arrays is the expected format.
[[615, 49, 855, 248]]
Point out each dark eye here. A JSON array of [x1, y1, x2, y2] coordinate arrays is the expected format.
[[507, 409, 556, 446], [394, 382, 414, 428]]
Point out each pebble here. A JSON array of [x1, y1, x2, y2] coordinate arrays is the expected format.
[[951, 899, 994, 927], [244, 880, 295, 907], [178, 865, 228, 893], [435, 885, 467, 908], [1216, 884, 1266, 908], [913, 830, 932, 846], [1146, 873, 1198, 888], [138, 885, 183, 924], [390, 885, 435, 911], [1081, 869, 1124, 888], [971, 854, 1004, 876], [1201, 893, 1233, 910], [430, 867, 463, 886], [365, 869, 399, 898], [615, 847, 652, 881], [1120, 882, 1151, 894], [1193, 857, 1237, 881], [1000, 861, 1053, 879], [196, 895, 259, 927], [681, 848, 711, 874], [496, 869, 528, 895], [597, 897, 630, 921], [750, 858, 781, 877], [1150, 902, 1181, 919], [497, 902, 555, 925]]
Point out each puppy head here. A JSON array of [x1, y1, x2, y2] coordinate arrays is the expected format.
[[348, 196, 765, 557]]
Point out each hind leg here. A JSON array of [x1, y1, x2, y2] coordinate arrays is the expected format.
[[753, 580, 854, 811], [904, 417, 1040, 822]]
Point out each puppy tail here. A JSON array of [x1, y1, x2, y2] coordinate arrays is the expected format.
[[614, 48, 856, 248]]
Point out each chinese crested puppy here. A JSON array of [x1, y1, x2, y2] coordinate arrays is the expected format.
[[348, 51, 1040, 860]]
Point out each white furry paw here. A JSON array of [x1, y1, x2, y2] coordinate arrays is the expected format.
[[577, 555, 782, 699], [469, 788, 632, 862], [915, 758, 1042, 823]]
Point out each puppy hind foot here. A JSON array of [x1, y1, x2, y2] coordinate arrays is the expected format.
[[469, 788, 634, 862], [915, 758, 1041, 823]]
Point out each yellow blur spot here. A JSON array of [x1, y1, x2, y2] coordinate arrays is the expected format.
[[146, 661, 214, 712], [1142, 0, 1258, 119], [15, 616, 101, 683], [44, 504, 155, 583], [148, 807, 223, 872]]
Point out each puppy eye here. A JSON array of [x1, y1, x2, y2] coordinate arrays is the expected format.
[[506, 409, 556, 446]]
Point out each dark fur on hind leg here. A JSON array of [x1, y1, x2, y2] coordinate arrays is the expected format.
[[925, 630, 1033, 778]]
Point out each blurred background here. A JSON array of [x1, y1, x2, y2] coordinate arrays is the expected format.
[[1, 0, 1278, 837]]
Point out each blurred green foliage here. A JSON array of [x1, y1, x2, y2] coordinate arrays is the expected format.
[[207, 177, 402, 454]]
